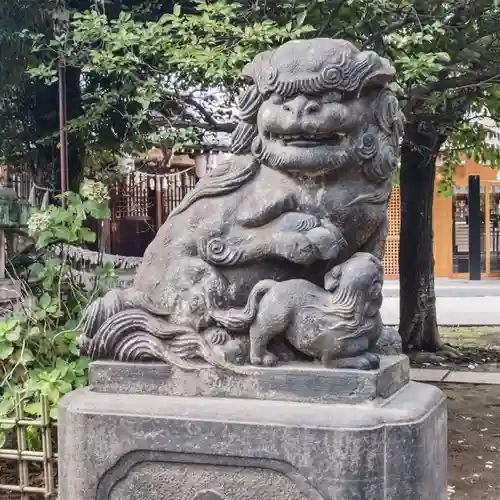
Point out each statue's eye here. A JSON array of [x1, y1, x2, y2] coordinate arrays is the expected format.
[[270, 94, 284, 105], [321, 91, 343, 103]]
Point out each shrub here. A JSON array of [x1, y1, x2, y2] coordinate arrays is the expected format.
[[0, 181, 113, 448]]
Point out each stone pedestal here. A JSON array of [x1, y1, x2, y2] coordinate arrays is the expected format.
[[58, 355, 447, 500]]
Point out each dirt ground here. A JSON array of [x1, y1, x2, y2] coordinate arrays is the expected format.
[[411, 326, 500, 371], [443, 382, 500, 500]]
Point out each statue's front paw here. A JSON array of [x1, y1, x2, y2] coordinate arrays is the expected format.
[[278, 234, 318, 264], [306, 226, 347, 260]]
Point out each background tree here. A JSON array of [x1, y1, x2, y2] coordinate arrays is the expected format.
[[22, 0, 500, 356]]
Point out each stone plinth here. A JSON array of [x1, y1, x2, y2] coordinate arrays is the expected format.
[[58, 357, 447, 500], [89, 355, 409, 404]]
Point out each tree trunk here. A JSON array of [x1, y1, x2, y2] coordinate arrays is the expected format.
[[33, 66, 83, 192], [398, 121, 446, 353], [66, 66, 85, 191]]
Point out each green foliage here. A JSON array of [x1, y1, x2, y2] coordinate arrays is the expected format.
[[0, 181, 113, 448], [23, 0, 500, 180], [27, 0, 315, 153]]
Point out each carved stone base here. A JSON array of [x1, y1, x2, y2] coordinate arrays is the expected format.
[[58, 358, 447, 500], [88, 355, 409, 404]]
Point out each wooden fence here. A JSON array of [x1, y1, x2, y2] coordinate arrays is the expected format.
[[0, 395, 57, 499], [104, 169, 198, 256]]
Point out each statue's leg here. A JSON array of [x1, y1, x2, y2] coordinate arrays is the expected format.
[[248, 297, 290, 366]]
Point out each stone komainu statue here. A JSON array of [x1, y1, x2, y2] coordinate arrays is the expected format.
[[79, 38, 404, 370]]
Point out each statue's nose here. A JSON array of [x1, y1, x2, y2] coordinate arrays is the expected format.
[[283, 95, 320, 117]]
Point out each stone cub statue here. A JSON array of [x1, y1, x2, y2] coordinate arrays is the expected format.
[[210, 252, 384, 369]]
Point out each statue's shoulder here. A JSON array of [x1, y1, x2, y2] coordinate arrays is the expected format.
[[206, 154, 256, 178], [169, 154, 261, 218]]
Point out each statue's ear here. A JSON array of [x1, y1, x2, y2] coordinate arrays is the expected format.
[[358, 51, 396, 94], [324, 266, 342, 292], [242, 50, 274, 87]]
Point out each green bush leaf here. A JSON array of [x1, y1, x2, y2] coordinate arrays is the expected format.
[[78, 227, 97, 243], [28, 326, 41, 337], [20, 349, 34, 363], [0, 342, 14, 360], [24, 402, 42, 415], [6, 329, 20, 341], [296, 9, 307, 27], [55, 380, 72, 394], [38, 293, 52, 310], [54, 227, 75, 242], [29, 263, 46, 279]]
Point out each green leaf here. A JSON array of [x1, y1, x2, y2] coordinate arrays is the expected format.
[[173, 3, 181, 16], [54, 227, 75, 242], [0, 342, 14, 360], [20, 349, 34, 363], [55, 380, 72, 394], [74, 356, 89, 374], [24, 402, 42, 415], [6, 329, 20, 342], [55, 358, 69, 376], [49, 407, 59, 421], [28, 326, 41, 337], [38, 293, 51, 310], [0, 396, 15, 417], [296, 9, 307, 27], [29, 263, 46, 279], [78, 227, 97, 243], [37, 231, 55, 249]]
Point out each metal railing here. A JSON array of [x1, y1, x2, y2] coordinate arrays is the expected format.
[[0, 394, 57, 499]]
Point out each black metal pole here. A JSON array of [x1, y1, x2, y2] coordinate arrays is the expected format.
[[468, 175, 481, 280], [58, 57, 68, 195]]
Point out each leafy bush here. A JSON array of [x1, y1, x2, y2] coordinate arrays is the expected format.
[[0, 181, 113, 448]]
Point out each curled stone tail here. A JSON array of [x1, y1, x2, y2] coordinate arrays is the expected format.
[[210, 279, 277, 331], [78, 289, 126, 355], [86, 308, 195, 362], [78, 289, 172, 356]]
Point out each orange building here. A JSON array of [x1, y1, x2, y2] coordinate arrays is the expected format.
[[383, 158, 500, 279]]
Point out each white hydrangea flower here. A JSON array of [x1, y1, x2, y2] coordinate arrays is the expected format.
[[27, 211, 51, 235], [80, 179, 109, 204]]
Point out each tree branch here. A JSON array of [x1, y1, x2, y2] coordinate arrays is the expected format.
[[150, 117, 237, 133], [404, 69, 500, 118], [431, 71, 500, 93], [318, 0, 349, 36], [182, 96, 231, 129]]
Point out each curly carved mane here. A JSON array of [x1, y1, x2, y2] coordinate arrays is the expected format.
[[232, 39, 405, 185], [305, 253, 384, 340]]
